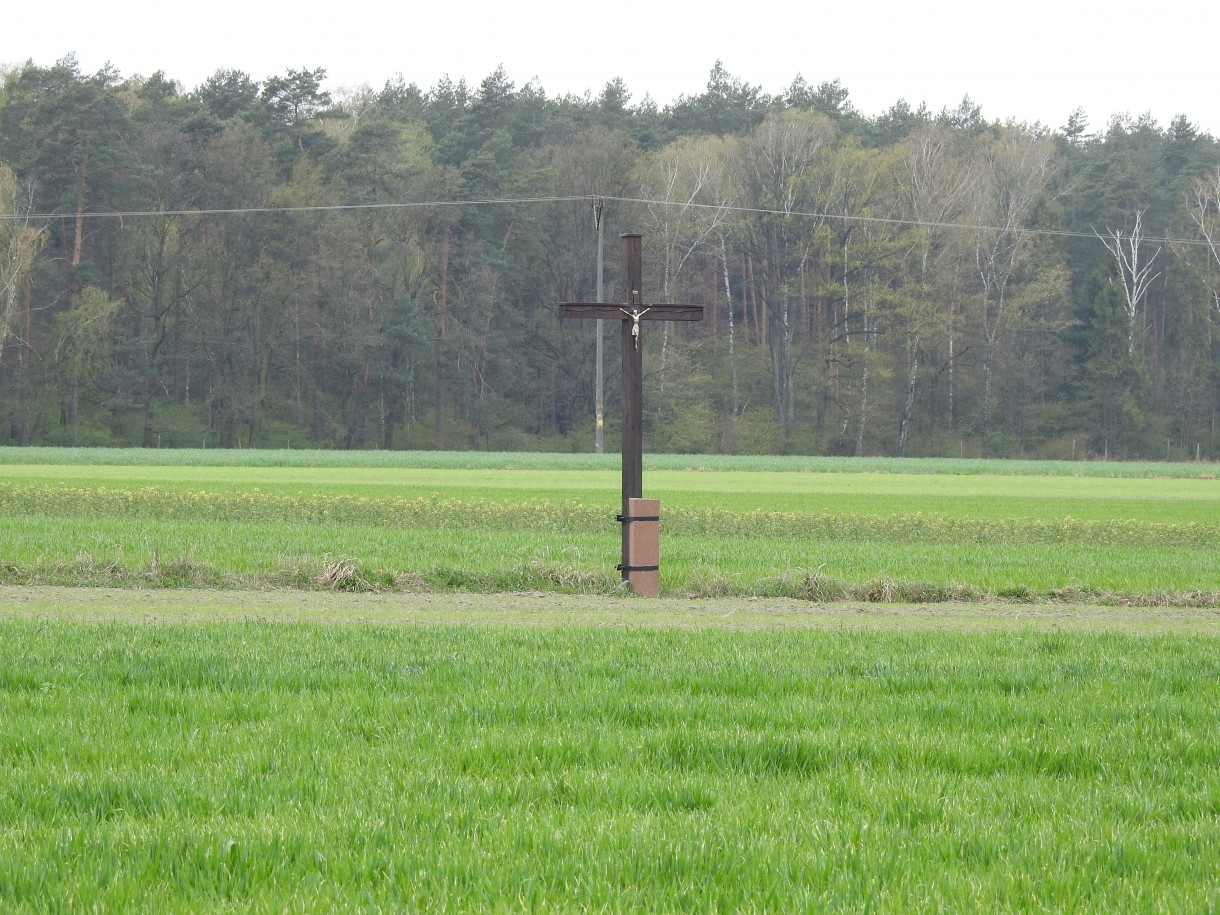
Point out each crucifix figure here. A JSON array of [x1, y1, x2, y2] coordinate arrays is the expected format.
[[621, 306, 650, 348], [561, 233, 705, 595]]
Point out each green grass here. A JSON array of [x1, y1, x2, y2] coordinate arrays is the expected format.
[[1, 513, 1215, 600], [2, 446, 1217, 478], [4, 457, 1219, 523], [2, 446, 1217, 908], [2, 619, 1217, 912], [1, 449, 1217, 602]]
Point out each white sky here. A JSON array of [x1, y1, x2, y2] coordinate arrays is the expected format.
[[5, 1, 1218, 137]]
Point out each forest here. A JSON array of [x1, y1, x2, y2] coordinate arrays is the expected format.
[[1, 57, 1218, 459]]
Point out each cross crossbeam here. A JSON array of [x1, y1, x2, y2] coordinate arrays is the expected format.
[[558, 303, 705, 322], [560, 233, 705, 594]]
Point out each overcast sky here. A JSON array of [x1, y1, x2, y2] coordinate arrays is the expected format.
[[5, 1, 1217, 137]]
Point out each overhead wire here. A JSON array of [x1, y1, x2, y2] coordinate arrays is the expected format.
[[1, 192, 1215, 249], [1, 195, 591, 221], [601, 195, 1214, 249]]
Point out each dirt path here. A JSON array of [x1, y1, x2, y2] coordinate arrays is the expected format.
[[3, 585, 1219, 634]]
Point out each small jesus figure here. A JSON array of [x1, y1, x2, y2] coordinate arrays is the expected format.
[[620, 306, 651, 349]]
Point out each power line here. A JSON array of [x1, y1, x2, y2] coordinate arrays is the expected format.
[[2, 192, 1215, 249], [2, 195, 591, 221], [603, 195, 1212, 249]]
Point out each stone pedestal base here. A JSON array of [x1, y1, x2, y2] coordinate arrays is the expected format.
[[619, 497, 660, 597]]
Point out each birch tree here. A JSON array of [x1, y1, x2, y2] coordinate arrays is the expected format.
[[637, 135, 731, 417], [817, 142, 898, 454], [638, 135, 729, 304], [1184, 168, 1220, 322], [0, 162, 46, 443], [0, 163, 45, 357], [53, 285, 122, 436], [894, 125, 975, 453], [1096, 207, 1161, 354], [968, 127, 1062, 432], [733, 109, 834, 435]]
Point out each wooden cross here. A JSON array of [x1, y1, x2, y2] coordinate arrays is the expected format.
[[561, 233, 705, 593]]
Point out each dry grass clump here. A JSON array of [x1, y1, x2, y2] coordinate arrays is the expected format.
[[516, 550, 617, 592], [316, 557, 374, 592], [682, 568, 741, 598]]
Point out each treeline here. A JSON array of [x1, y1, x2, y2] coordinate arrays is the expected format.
[[1, 57, 1218, 459]]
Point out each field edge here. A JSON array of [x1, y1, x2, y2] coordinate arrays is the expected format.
[[3, 585, 1219, 635]]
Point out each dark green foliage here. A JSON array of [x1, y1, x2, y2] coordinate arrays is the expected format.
[[1072, 271, 1153, 455], [666, 60, 772, 137], [0, 60, 1218, 458], [192, 68, 261, 122]]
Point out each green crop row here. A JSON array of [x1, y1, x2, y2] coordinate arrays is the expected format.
[[3, 446, 1218, 478], [2, 514, 1217, 604], [3, 482, 1216, 550]]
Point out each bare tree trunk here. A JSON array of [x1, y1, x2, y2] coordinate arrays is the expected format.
[[982, 342, 996, 432], [897, 337, 920, 456], [18, 275, 32, 444], [720, 234, 739, 417], [434, 225, 450, 449], [72, 198, 85, 270], [947, 332, 955, 430], [69, 369, 81, 437], [308, 265, 326, 442], [855, 323, 870, 456], [736, 251, 756, 346]]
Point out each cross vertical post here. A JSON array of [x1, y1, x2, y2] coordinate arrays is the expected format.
[[560, 232, 705, 595], [594, 196, 605, 455], [621, 233, 644, 524]]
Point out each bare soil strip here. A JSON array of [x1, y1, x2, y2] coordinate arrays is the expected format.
[[3, 585, 1219, 635]]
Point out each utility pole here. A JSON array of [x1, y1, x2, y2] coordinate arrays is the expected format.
[[594, 197, 605, 454]]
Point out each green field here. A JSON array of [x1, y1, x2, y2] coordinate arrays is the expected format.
[[2, 447, 1217, 478], [1, 449, 1217, 602], [2, 616, 1218, 912], [2, 449, 1219, 910]]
